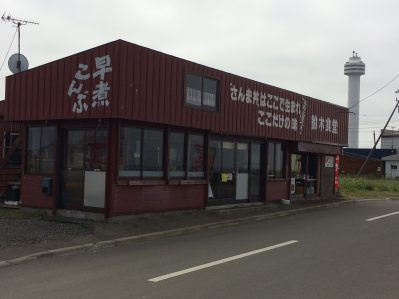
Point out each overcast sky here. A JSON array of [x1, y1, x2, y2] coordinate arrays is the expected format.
[[1, 0, 399, 147]]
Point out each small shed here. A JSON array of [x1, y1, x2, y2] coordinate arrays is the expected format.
[[382, 154, 399, 178]]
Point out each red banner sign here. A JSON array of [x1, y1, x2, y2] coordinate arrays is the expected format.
[[335, 155, 340, 192]]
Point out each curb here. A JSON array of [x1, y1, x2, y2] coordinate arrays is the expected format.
[[0, 199, 362, 269]]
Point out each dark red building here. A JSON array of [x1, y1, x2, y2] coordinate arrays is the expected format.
[[4, 40, 348, 218]]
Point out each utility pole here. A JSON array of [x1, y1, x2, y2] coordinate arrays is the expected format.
[[357, 91, 399, 175], [1, 12, 39, 72], [373, 131, 376, 144]]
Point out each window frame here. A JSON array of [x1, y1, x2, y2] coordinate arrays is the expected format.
[[187, 133, 205, 178], [26, 126, 56, 176], [184, 72, 219, 112], [118, 126, 165, 179], [118, 126, 206, 180], [267, 141, 285, 179], [168, 130, 186, 178]]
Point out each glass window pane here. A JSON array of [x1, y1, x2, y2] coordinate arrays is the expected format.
[[267, 142, 275, 177], [237, 143, 249, 172], [291, 154, 302, 178], [275, 143, 284, 178], [143, 129, 163, 177], [85, 129, 107, 171], [169, 132, 185, 177], [26, 127, 41, 174], [119, 127, 141, 177], [185, 73, 202, 107], [208, 139, 221, 199], [203, 78, 217, 109], [66, 130, 85, 170], [250, 143, 261, 174], [209, 139, 221, 174], [222, 141, 235, 172], [188, 134, 204, 177], [40, 127, 56, 175], [249, 143, 261, 197]]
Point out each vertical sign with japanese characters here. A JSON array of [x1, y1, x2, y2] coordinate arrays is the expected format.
[[335, 155, 340, 192], [67, 55, 113, 114]]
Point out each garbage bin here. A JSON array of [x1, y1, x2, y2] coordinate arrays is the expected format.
[[6, 182, 20, 202]]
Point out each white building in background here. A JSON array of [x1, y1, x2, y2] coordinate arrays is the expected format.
[[380, 129, 399, 178], [344, 52, 365, 148], [382, 154, 399, 178], [380, 129, 399, 150]]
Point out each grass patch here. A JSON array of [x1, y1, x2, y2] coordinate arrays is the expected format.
[[339, 175, 399, 198]]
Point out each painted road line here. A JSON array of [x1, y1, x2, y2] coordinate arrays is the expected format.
[[148, 240, 298, 282], [366, 211, 399, 222]]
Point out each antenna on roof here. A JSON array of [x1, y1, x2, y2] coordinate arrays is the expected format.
[[1, 12, 39, 73]]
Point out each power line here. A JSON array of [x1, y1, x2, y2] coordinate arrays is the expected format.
[[0, 27, 17, 73], [349, 73, 399, 110]]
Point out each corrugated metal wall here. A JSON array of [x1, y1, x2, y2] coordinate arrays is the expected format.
[[4, 39, 348, 146]]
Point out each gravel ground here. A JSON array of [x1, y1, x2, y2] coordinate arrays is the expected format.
[[0, 213, 94, 250]]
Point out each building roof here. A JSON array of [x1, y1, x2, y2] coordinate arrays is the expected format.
[[343, 148, 396, 161], [381, 129, 399, 138], [382, 153, 399, 161]]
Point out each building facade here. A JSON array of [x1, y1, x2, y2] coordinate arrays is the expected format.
[[4, 40, 348, 217]]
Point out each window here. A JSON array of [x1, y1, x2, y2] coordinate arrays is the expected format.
[[267, 142, 284, 178], [119, 127, 141, 177], [203, 78, 218, 109], [222, 141, 235, 172], [236, 143, 249, 172], [66, 130, 85, 170], [249, 143, 261, 198], [391, 164, 398, 170], [65, 129, 108, 172], [185, 73, 218, 110], [119, 128, 205, 179], [143, 129, 163, 177], [26, 127, 56, 175], [3, 131, 21, 168], [85, 129, 108, 171], [169, 132, 185, 177], [188, 134, 204, 177], [119, 127, 164, 178], [168, 132, 204, 179]]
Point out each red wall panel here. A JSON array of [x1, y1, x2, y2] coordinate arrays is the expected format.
[[266, 179, 290, 202], [111, 183, 206, 215], [5, 39, 348, 147], [21, 175, 54, 209]]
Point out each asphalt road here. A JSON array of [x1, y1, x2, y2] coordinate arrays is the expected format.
[[1, 199, 399, 299]]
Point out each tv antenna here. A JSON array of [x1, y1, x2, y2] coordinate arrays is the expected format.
[[1, 12, 39, 72]]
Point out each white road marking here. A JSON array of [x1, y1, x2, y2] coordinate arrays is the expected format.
[[148, 240, 298, 282], [366, 211, 399, 222]]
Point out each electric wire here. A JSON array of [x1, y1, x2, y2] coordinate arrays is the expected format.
[[0, 28, 18, 73], [349, 73, 399, 110]]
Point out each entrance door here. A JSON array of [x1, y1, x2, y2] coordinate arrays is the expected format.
[[221, 141, 236, 199], [60, 129, 107, 210], [209, 139, 255, 204]]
